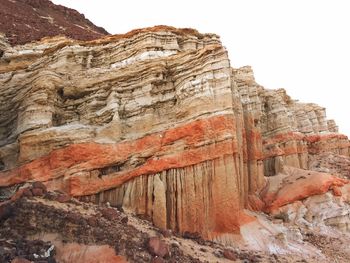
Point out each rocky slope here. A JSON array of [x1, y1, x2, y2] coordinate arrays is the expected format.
[[2, 183, 302, 263], [1, 19, 350, 262], [0, 0, 108, 45]]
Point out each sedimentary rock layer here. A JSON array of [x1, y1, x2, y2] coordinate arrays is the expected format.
[[0, 26, 349, 240], [0, 27, 258, 239], [234, 66, 349, 176]]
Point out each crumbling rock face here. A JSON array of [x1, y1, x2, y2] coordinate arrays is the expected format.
[[0, 34, 9, 59], [261, 166, 348, 213], [309, 152, 350, 178], [233, 66, 349, 176], [258, 164, 350, 261], [259, 161, 350, 237], [0, 25, 349, 245], [0, 0, 109, 45]]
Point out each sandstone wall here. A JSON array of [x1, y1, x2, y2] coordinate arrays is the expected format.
[[0, 26, 349, 239], [233, 66, 349, 176], [0, 27, 260, 238]]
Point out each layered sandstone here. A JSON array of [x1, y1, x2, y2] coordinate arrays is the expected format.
[[0, 27, 257, 241], [234, 66, 349, 176], [0, 25, 349, 245]]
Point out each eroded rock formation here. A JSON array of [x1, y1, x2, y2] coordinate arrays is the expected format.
[[1, 25, 349, 250], [234, 66, 349, 176]]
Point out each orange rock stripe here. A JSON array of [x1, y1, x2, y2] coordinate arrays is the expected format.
[[265, 175, 348, 212], [263, 131, 349, 146], [68, 140, 236, 196], [305, 133, 349, 143], [263, 132, 349, 158], [0, 114, 238, 190]]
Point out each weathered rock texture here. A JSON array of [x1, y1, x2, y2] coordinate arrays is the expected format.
[[0, 189, 198, 263], [234, 66, 349, 177], [1, 189, 306, 263], [0, 25, 349, 244], [0, 0, 109, 45]]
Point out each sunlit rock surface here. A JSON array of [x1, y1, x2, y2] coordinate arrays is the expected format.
[[1, 26, 349, 247]]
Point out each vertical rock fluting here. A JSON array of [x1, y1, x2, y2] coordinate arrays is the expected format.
[[233, 66, 349, 177], [81, 157, 248, 238], [233, 67, 265, 194], [0, 27, 257, 239], [0, 26, 349, 241]]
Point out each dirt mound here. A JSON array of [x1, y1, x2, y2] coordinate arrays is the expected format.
[[0, 0, 109, 45]]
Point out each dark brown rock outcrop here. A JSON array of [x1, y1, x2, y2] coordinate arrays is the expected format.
[[0, 0, 109, 45]]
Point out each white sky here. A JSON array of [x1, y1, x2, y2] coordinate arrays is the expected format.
[[52, 0, 350, 135]]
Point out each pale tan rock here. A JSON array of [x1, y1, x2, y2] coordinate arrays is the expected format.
[[234, 67, 349, 176], [152, 175, 167, 230], [0, 26, 349, 244]]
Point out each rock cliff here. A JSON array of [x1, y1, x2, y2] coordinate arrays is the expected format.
[[1, 23, 350, 261], [234, 67, 349, 176], [0, 27, 257, 241]]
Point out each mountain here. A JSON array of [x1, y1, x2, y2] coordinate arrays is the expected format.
[[0, 0, 108, 45], [1, 3, 350, 263]]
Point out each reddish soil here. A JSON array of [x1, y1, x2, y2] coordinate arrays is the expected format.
[[0, 0, 109, 46]]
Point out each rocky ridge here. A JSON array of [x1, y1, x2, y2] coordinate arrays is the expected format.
[[0, 24, 350, 262], [0, 0, 109, 46]]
